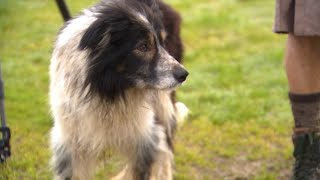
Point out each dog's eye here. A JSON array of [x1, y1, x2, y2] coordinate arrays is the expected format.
[[136, 43, 150, 52]]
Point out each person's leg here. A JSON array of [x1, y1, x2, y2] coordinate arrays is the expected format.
[[285, 35, 320, 94], [284, 34, 320, 179]]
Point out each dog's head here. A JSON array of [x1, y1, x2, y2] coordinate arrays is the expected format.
[[78, 0, 188, 101]]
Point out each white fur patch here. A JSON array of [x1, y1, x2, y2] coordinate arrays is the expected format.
[[137, 13, 149, 24], [50, 122, 65, 157], [56, 10, 97, 49], [175, 102, 189, 124]]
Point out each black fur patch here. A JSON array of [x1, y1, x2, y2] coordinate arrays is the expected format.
[[78, 0, 164, 102], [156, 0, 183, 62], [133, 132, 159, 180], [52, 143, 72, 179]]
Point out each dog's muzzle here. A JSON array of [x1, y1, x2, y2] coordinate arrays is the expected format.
[[173, 67, 188, 83]]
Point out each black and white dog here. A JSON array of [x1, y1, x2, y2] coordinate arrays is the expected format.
[[49, 0, 188, 179]]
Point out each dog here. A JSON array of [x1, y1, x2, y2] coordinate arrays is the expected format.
[[49, 0, 188, 179]]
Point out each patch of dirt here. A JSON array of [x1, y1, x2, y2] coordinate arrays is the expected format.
[[191, 155, 292, 180]]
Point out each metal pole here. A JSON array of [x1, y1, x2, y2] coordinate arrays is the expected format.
[[0, 63, 10, 163], [55, 0, 71, 22], [0, 64, 6, 128]]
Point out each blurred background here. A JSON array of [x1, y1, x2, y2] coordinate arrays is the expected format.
[[0, 0, 292, 179]]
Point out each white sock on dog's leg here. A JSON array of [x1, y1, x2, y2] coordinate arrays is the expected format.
[[175, 102, 189, 124]]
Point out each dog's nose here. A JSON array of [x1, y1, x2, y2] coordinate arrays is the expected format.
[[173, 68, 189, 83]]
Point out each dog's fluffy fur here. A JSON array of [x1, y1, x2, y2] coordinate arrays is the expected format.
[[49, 0, 188, 179]]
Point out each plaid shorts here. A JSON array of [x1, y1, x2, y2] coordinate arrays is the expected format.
[[274, 0, 320, 36]]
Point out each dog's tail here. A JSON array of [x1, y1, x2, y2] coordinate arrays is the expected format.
[[174, 102, 189, 124]]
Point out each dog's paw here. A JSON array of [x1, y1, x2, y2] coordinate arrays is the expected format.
[[175, 102, 189, 124]]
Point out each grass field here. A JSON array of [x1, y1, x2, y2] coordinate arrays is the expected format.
[[0, 0, 292, 179]]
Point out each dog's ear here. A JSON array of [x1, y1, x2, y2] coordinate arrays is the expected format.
[[79, 14, 133, 102], [79, 19, 110, 50]]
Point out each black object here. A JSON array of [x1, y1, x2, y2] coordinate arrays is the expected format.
[[55, 0, 71, 22], [0, 64, 10, 163], [293, 132, 320, 179]]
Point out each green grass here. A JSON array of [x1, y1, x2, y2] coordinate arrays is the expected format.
[[0, 0, 292, 179]]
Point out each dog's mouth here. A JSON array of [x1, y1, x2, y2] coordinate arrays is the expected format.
[[130, 64, 189, 90], [141, 76, 188, 90], [155, 71, 189, 90]]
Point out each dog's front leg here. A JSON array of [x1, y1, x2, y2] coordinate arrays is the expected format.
[[111, 136, 157, 180], [151, 128, 174, 180], [131, 133, 159, 180], [132, 126, 173, 180], [112, 123, 173, 180], [51, 140, 97, 180]]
